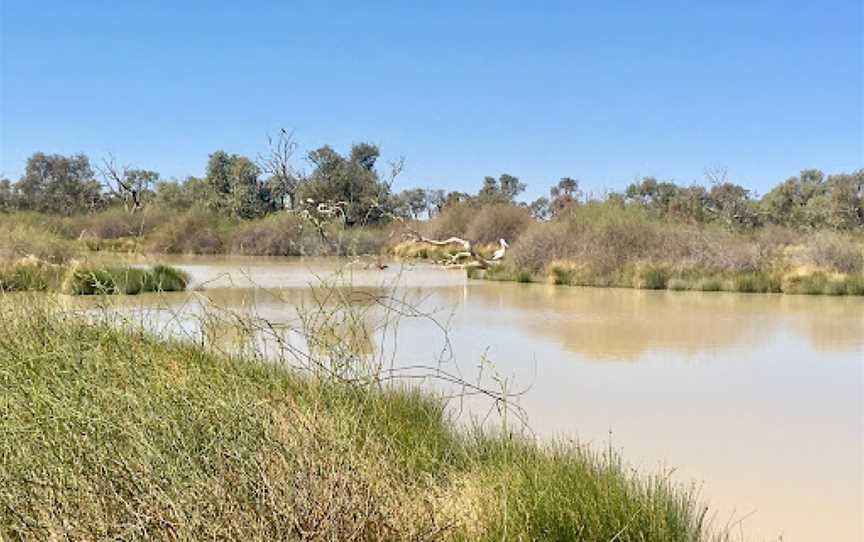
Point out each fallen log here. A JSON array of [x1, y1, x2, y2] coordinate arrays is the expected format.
[[403, 228, 507, 269]]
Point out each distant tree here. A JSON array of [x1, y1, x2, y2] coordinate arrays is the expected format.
[[624, 177, 679, 216], [444, 191, 472, 208], [761, 169, 827, 228], [667, 185, 709, 223], [258, 129, 304, 210], [549, 177, 582, 215], [154, 176, 210, 210], [825, 170, 864, 230], [297, 143, 396, 225], [426, 188, 446, 218], [14, 153, 102, 214], [0, 178, 15, 212], [476, 174, 526, 205], [707, 181, 760, 229], [395, 188, 428, 219], [99, 155, 158, 212], [205, 151, 271, 219], [528, 196, 551, 220]]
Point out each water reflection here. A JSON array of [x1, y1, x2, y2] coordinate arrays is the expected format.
[[461, 283, 864, 360]]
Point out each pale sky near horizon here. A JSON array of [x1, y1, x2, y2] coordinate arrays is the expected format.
[[1, 0, 862, 200]]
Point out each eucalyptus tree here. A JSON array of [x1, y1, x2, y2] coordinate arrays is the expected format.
[[15, 153, 102, 214]]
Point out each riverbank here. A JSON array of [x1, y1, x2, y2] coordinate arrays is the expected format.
[[395, 202, 864, 296], [466, 260, 864, 295], [4, 204, 863, 295], [0, 295, 724, 540]]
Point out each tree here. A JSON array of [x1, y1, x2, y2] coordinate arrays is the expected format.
[[667, 185, 709, 223], [528, 196, 551, 220], [760, 169, 827, 228], [549, 177, 582, 215], [205, 151, 270, 219], [826, 170, 864, 230], [707, 182, 760, 228], [476, 174, 526, 205], [0, 178, 15, 212], [624, 177, 679, 216], [154, 176, 210, 210], [99, 155, 158, 212], [258, 129, 304, 210], [297, 143, 396, 225], [394, 188, 428, 219], [14, 153, 102, 214], [426, 189, 446, 218]]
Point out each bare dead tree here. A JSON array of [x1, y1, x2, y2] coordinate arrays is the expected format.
[[98, 154, 158, 213], [704, 165, 729, 186], [258, 128, 302, 210]]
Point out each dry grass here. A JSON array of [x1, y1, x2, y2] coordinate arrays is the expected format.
[[498, 203, 864, 295]]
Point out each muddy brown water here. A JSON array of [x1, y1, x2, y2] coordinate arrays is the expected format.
[[70, 255, 863, 541]]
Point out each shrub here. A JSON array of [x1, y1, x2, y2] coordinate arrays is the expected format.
[[667, 278, 690, 291], [782, 272, 830, 295], [799, 231, 864, 274], [515, 270, 534, 283], [71, 206, 173, 240], [698, 277, 723, 292], [0, 221, 78, 263], [147, 208, 233, 254], [732, 272, 780, 293], [636, 264, 668, 289], [231, 213, 310, 256], [842, 275, 864, 295], [465, 204, 532, 245], [425, 202, 475, 239]]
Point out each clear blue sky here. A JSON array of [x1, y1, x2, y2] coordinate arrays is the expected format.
[[1, 0, 861, 200]]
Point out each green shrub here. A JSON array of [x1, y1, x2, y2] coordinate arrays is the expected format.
[[732, 272, 777, 293], [843, 275, 864, 295], [516, 270, 534, 283], [550, 264, 576, 286], [637, 265, 668, 289], [783, 272, 830, 295], [698, 277, 723, 292], [147, 208, 234, 254], [667, 278, 690, 291]]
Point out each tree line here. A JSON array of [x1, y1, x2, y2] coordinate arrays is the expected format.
[[1, 133, 861, 231]]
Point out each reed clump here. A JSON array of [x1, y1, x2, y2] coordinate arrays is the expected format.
[[0, 258, 189, 295]]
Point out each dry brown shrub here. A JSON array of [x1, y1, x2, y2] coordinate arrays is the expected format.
[[465, 204, 532, 245], [799, 231, 864, 274]]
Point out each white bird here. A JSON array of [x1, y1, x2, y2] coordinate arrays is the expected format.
[[492, 238, 509, 260]]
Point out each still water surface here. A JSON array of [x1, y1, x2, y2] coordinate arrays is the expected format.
[[76, 255, 863, 541]]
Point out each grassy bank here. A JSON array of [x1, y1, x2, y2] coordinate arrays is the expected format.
[[0, 296, 725, 540]]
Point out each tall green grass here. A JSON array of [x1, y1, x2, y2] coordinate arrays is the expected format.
[[0, 259, 189, 295], [64, 264, 190, 295], [0, 296, 726, 541]]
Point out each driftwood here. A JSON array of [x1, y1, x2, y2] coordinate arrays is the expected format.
[[404, 228, 507, 269]]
